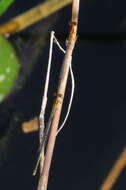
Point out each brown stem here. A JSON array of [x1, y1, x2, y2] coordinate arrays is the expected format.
[[100, 147, 126, 190], [37, 1, 80, 190], [0, 0, 72, 35]]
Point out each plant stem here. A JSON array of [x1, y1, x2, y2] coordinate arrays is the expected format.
[[37, 0, 80, 190], [100, 148, 126, 190], [0, 0, 72, 35]]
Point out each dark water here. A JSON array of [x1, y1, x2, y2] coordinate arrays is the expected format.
[[1, 0, 126, 190]]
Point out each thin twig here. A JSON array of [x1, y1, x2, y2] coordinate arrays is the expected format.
[[53, 35, 75, 134], [39, 30, 54, 142], [35, 31, 54, 175], [0, 0, 72, 35], [37, 1, 80, 190], [100, 147, 126, 190], [33, 32, 75, 176]]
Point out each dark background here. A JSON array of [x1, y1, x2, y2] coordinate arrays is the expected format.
[[0, 0, 126, 190]]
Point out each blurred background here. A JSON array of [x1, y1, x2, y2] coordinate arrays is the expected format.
[[0, 0, 126, 190]]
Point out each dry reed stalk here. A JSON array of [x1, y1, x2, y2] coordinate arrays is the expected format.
[[100, 147, 126, 190], [0, 0, 72, 35], [37, 0, 80, 190]]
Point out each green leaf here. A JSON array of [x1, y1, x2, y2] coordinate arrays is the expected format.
[[0, 0, 14, 16], [0, 35, 19, 102]]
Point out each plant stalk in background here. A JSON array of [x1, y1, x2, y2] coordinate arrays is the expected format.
[[0, 0, 72, 35], [37, 0, 80, 190]]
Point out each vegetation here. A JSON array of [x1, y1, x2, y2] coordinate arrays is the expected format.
[[0, 0, 14, 16]]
